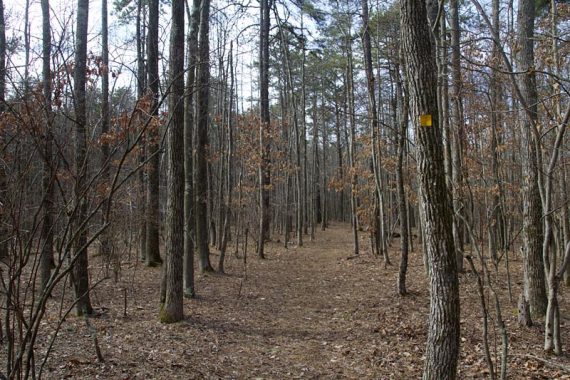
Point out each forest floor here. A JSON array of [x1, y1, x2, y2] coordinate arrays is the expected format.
[[35, 222, 570, 379]]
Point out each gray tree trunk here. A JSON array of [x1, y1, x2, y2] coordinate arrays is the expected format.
[[72, 0, 94, 316], [136, 0, 147, 262], [345, 37, 359, 255], [396, 62, 409, 296], [39, 0, 54, 291], [257, 0, 271, 259], [195, 0, 213, 272], [100, 0, 114, 278], [145, 0, 162, 267], [183, 0, 201, 297], [400, 0, 460, 377], [160, 0, 185, 323], [0, 0, 7, 260], [517, 0, 547, 319]]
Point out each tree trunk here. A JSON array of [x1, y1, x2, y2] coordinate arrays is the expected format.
[[400, 0, 460, 376], [184, 0, 201, 297], [195, 0, 213, 272], [160, 0, 185, 323], [73, 0, 94, 316], [346, 37, 359, 255], [257, 0, 271, 259], [517, 0, 547, 319], [361, 0, 388, 263], [136, 0, 147, 262], [145, 0, 162, 267], [100, 0, 114, 278], [219, 41, 234, 273], [274, 12, 303, 246], [39, 0, 54, 291], [396, 62, 409, 296], [0, 0, 6, 260], [449, 0, 465, 272]]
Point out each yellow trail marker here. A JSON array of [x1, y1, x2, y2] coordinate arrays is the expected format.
[[419, 114, 432, 127]]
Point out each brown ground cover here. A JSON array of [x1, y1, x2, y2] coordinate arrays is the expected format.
[[33, 222, 570, 379]]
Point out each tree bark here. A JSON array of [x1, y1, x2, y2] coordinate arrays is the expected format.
[[40, 0, 54, 291], [100, 0, 114, 277], [449, 0, 465, 272], [361, 0, 388, 263], [145, 0, 162, 267], [0, 0, 7, 260], [195, 0, 213, 272], [184, 0, 201, 297], [396, 62, 409, 296], [160, 0, 185, 323], [257, 0, 271, 259], [136, 0, 147, 262], [345, 35, 359, 255], [73, 0, 94, 316], [400, 0, 460, 376], [219, 41, 234, 273], [517, 0, 547, 318]]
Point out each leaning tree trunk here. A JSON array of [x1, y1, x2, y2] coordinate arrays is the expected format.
[[72, 0, 94, 316], [400, 0, 460, 377], [160, 0, 185, 323]]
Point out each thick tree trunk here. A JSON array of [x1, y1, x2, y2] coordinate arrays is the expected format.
[[400, 0, 460, 377], [160, 0, 185, 323], [517, 0, 547, 319]]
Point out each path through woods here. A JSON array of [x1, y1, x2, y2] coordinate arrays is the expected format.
[[43, 223, 569, 379]]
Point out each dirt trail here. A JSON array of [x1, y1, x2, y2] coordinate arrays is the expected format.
[[43, 222, 570, 379]]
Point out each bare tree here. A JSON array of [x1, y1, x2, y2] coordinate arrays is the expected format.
[[160, 0, 185, 323], [400, 0, 460, 377], [145, 0, 163, 267], [39, 0, 55, 290], [258, 0, 271, 259], [72, 0, 94, 316], [195, 0, 214, 272], [517, 0, 547, 319]]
